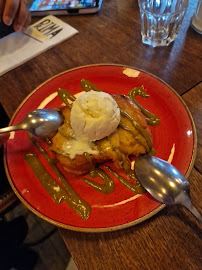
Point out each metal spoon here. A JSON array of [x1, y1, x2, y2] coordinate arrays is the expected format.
[[0, 109, 64, 138], [135, 155, 202, 222]]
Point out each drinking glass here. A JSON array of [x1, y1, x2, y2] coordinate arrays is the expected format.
[[191, 0, 202, 34], [138, 0, 189, 47]]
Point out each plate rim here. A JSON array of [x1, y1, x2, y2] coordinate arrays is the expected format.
[[4, 63, 197, 232]]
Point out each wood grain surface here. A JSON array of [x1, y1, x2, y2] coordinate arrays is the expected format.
[[182, 83, 202, 175], [0, 0, 202, 269]]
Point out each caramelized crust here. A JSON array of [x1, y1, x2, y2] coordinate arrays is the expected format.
[[113, 95, 152, 156], [50, 95, 152, 175]]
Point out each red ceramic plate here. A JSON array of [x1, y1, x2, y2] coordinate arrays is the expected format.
[[4, 64, 196, 232]]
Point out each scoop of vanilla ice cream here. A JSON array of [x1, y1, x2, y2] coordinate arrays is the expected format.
[[70, 91, 121, 142]]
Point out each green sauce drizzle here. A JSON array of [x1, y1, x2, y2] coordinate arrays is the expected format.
[[120, 110, 153, 150], [119, 122, 150, 152], [25, 136, 91, 220], [128, 86, 160, 126], [105, 166, 145, 194], [58, 88, 76, 107], [80, 79, 102, 92], [83, 168, 115, 194]]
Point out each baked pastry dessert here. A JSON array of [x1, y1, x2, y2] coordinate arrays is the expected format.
[[50, 86, 154, 176]]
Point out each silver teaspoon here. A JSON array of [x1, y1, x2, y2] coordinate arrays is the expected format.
[[0, 109, 64, 139], [135, 155, 202, 222]]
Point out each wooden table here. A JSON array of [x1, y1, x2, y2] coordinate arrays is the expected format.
[[0, 0, 201, 269], [59, 82, 202, 270]]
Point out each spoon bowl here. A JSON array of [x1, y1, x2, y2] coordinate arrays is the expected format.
[[135, 155, 202, 222], [0, 109, 64, 139]]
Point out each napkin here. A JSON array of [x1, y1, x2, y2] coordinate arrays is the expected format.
[[0, 15, 78, 76]]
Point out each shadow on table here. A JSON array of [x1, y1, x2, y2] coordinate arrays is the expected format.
[[0, 216, 38, 270]]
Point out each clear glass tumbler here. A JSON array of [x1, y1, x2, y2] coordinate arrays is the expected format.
[[138, 0, 189, 47], [191, 0, 202, 34]]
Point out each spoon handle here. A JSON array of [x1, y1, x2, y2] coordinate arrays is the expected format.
[[183, 203, 202, 223], [0, 124, 26, 134]]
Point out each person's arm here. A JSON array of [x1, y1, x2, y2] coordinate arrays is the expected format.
[[0, 0, 31, 31]]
